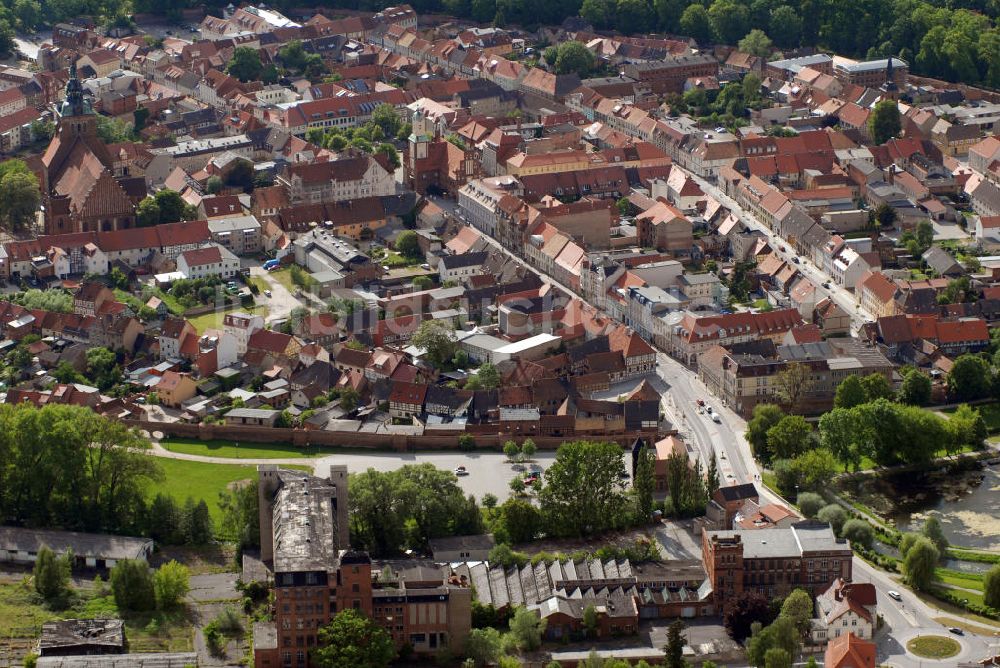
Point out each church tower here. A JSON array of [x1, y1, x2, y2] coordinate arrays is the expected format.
[[880, 56, 900, 101], [41, 64, 140, 235]]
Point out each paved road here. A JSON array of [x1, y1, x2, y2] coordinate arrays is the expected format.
[[688, 174, 875, 332], [249, 265, 301, 325]]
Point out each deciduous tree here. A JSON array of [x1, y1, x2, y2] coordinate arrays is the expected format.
[[153, 560, 190, 610], [902, 536, 939, 591], [110, 559, 155, 612], [540, 441, 630, 537], [314, 609, 394, 668], [868, 100, 902, 144]]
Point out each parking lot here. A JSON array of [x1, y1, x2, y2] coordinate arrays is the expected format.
[[313, 450, 557, 502]]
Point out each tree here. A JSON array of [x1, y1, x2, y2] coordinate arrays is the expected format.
[[833, 375, 866, 409], [225, 159, 255, 193], [582, 603, 599, 637], [147, 493, 184, 545], [984, 564, 1000, 608], [349, 465, 482, 555], [464, 627, 502, 667], [0, 160, 41, 231], [499, 498, 541, 543], [153, 189, 190, 224], [521, 438, 537, 460], [747, 617, 799, 668], [313, 609, 394, 668], [860, 373, 894, 402], [540, 441, 630, 537], [797, 492, 824, 519], [745, 404, 785, 463], [679, 4, 712, 43], [789, 448, 839, 493], [477, 362, 501, 389], [580, 0, 612, 28], [875, 203, 898, 230], [764, 648, 792, 668], [205, 175, 224, 195], [633, 444, 655, 523], [218, 479, 260, 550], [868, 100, 902, 144], [616, 0, 653, 35], [724, 591, 774, 641], [898, 369, 932, 405], [841, 519, 874, 550], [769, 6, 801, 48], [86, 347, 120, 391], [395, 230, 422, 259], [339, 387, 360, 412], [948, 354, 992, 401], [817, 504, 847, 535], [766, 415, 812, 460], [709, 0, 751, 44], [375, 143, 400, 170], [136, 197, 161, 227], [738, 29, 773, 56], [33, 545, 71, 605], [922, 514, 949, 554], [551, 41, 595, 76], [779, 589, 813, 634], [110, 559, 155, 612], [664, 619, 686, 668], [902, 536, 939, 591], [504, 440, 520, 461], [773, 363, 813, 413], [153, 560, 190, 610], [183, 498, 213, 544], [508, 606, 545, 651], [412, 320, 457, 367], [948, 404, 988, 452], [227, 46, 263, 82]]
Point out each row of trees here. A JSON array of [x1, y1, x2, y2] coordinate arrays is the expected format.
[[348, 440, 689, 556], [0, 403, 162, 536], [33, 545, 190, 613]]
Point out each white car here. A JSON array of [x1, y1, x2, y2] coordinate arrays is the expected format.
[[887, 590, 902, 601], [454, 466, 469, 476], [264, 289, 272, 298], [712, 414, 722, 424]]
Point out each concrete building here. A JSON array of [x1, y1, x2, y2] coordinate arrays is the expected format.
[[207, 215, 263, 256], [0, 527, 153, 569]]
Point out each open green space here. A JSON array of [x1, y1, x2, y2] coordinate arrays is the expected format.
[[906, 635, 961, 659], [0, 579, 194, 653], [188, 304, 268, 334], [146, 458, 310, 528], [372, 248, 420, 268], [267, 268, 298, 293], [246, 275, 269, 294], [161, 438, 318, 460]]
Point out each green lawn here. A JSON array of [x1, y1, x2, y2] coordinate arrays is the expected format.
[[906, 636, 961, 659], [267, 268, 297, 293], [936, 568, 985, 592], [147, 458, 311, 530], [162, 438, 314, 459], [0, 580, 194, 653], [372, 249, 420, 268], [151, 288, 186, 316], [246, 275, 268, 294], [188, 305, 268, 334]]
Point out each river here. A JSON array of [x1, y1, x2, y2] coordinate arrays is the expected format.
[[840, 460, 1000, 553]]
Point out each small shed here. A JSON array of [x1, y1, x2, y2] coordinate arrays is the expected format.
[[429, 534, 495, 562]]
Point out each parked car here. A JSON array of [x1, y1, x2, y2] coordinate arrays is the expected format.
[[263, 259, 280, 270], [454, 466, 468, 476], [696, 399, 705, 406], [264, 289, 272, 298], [712, 414, 722, 424], [706, 406, 713, 414]]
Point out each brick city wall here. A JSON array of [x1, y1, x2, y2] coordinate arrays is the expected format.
[[126, 420, 660, 451]]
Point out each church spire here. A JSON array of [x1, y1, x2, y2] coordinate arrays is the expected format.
[[61, 62, 91, 118]]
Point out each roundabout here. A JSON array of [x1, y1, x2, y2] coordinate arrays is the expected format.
[[905, 634, 961, 660]]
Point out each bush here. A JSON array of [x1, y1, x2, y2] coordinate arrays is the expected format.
[[841, 519, 875, 550], [797, 492, 824, 518]]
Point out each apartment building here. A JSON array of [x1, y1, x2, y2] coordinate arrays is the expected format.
[[279, 152, 395, 205]]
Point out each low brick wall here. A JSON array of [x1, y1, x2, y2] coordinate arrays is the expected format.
[[127, 420, 661, 452]]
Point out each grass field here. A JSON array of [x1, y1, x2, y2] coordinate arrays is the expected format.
[[267, 268, 298, 293], [188, 304, 268, 334], [0, 579, 194, 654], [906, 635, 960, 659], [147, 458, 310, 528], [162, 438, 318, 459]]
